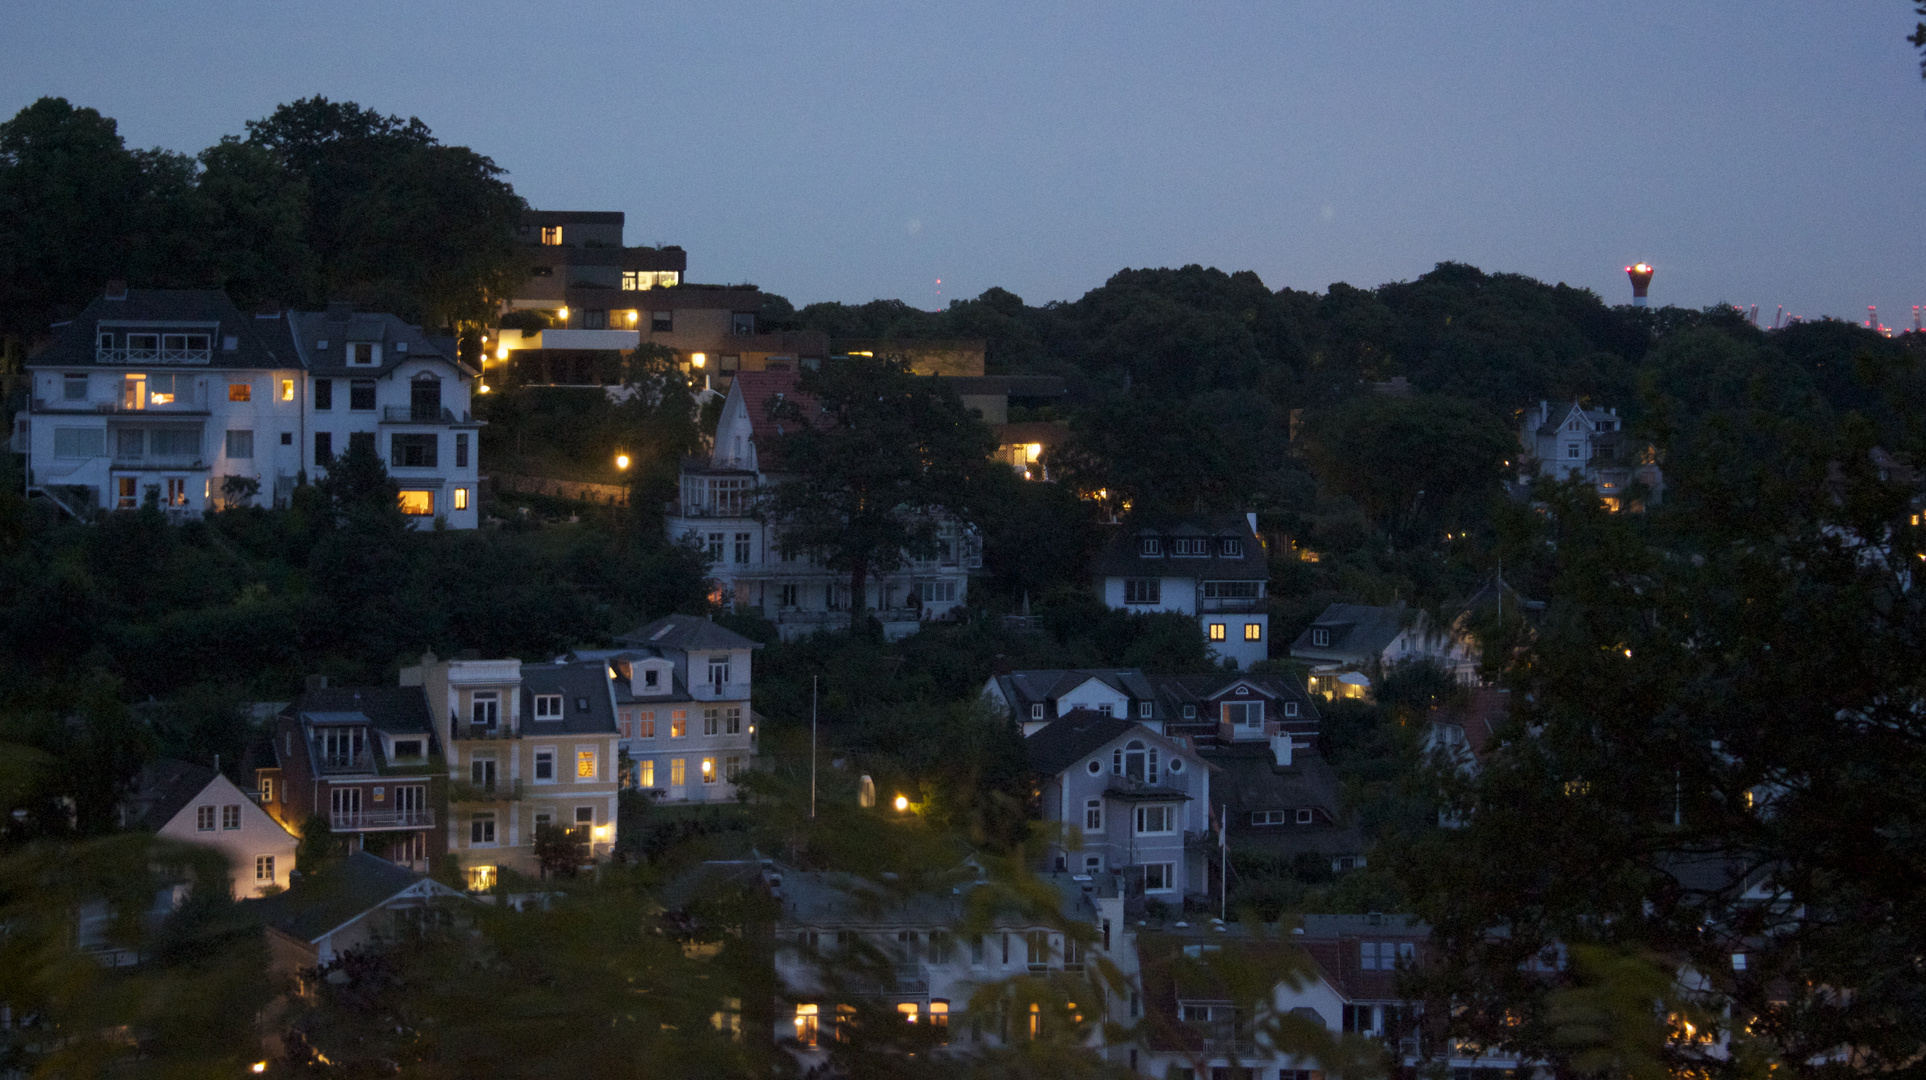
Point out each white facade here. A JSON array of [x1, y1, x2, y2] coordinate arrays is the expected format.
[[1518, 399, 1662, 509], [155, 773, 299, 898], [1093, 517, 1271, 670], [1033, 722, 1212, 897]]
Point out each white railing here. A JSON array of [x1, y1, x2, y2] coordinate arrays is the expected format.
[[95, 347, 211, 365], [328, 807, 437, 832]]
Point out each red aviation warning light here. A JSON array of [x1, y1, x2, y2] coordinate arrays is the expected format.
[[1626, 263, 1654, 308]]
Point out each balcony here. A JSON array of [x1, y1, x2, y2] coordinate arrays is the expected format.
[[95, 346, 210, 365], [1198, 595, 1264, 613], [448, 779, 524, 803], [328, 807, 436, 832], [111, 455, 209, 471], [689, 681, 753, 703], [315, 751, 376, 775], [381, 406, 476, 425], [458, 724, 519, 741]]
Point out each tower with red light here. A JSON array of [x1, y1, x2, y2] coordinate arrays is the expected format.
[[1626, 263, 1653, 307]]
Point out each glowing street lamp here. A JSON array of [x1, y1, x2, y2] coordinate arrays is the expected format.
[[614, 453, 632, 470], [893, 794, 910, 813]]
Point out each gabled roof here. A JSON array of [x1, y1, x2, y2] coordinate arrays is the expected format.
[[29, 289, 299, 371], [728, 369, 825, 466], [124, 759, 219, 832], [519, 660, 619, 736], [288, 307, 471, 378], [1289, 603, 1411, 663], [1089, 513, 1268, 582], [615, 614, 762, 654], [249, 852, 460, 943], [1026, 710, 1178, 778], [281, 687, 433, 737], [1148, 673, 1321, 726], [1202, 743, 1362, 857], [1001, 668, 1157, 707]]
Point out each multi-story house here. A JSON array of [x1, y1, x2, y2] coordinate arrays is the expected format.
[[1091, 514, 1271, 669], [1027, 710, 1213, 897], [256, 680, 443, 874], [491, 209, 827, 389], [669, 369, 979, 639], [14, 286, 482, 527], [400, 652, 621, 888], [567, 614, 761, 804], [122, 759, 299, 898], [1518, 399, 1663, 510], [287, 303, 483, 527]]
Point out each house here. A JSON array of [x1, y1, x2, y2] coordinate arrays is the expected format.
[[249, 851, 468, 975], [1518, 399, 1663, 510], [400, 652, 622, 888], [764, 862, 1132, 1070], [668, 369, 979, 639], [570, 614, 762, 804], [1421, 685, 1511, 777], [1289, 602, 1480, 700], [256, 680, 443, 874], [122, 759, 298, 898], [1027, 710, 1214, 897], [491, 209, 827, 388], [984, 668, 1169, 735], [1134, 914, 1526, 1079], [14, 285, 482, 526], [1090, 514, 1271, 669]]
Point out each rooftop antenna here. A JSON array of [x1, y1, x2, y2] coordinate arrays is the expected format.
[[1773, 305, 1784, 330], [1748, 305, 1758, 326], [1914, 306, 1921, 333], [1866, 305, 1877, 330]]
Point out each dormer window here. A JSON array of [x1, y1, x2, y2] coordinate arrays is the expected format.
[[534, 694, 563, 720], [1221, 539, 1243, 557], [1173, 538, 1205, 556], [1139, 701, 1152, 718], [1031, 703, 1044, 720], [1311, 628, 1331, 647], [645, 669, 659, 687], [1284, 701, 1300, 717], [1182, 704, 1196, 719], [348, 342, 380, 366], [1140, 538, 1160, 556]]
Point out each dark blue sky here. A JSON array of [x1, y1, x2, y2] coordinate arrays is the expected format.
[[5, 2, 1922, 321]]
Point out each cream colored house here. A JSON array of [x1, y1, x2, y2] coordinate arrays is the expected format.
[[125, 760, 298, 898], [401, 653, 622, 888]]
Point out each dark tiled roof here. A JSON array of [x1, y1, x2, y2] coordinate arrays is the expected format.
[[288, 309, 466, 377], [1089, 513, 1268, 581], [1148, 673, 1320, 726], [247, 852, 435, 942], [518, 660, 619, 736], [998, 668, 1162, 718], [30, 289, 298, 370], [1202, 744, 1362, 857], [282, 687, 432, 736], [125, 759, 218, 831], [1288, 603, 1411, 664], [1025, 710, 1142, 777], [615, 614, 761, 654]]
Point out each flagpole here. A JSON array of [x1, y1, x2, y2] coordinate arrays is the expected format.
[[1220, 803, 1228, 923], [810, 675, 818, 820]]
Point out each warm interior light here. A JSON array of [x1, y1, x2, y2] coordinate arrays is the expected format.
[[478, 384, 491, 394], [1024, 442, 1042, 463], [894, 794, 910, 812], [496, 346, 508, 360], [251, 1064, 267, 1074], [691, 352, 706, 368], [614, 453, 631, 470], [557, 306, 568, 322], [626, 310, 638, 324]]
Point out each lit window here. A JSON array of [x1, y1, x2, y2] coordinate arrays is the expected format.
[[670, 711, 687, 738], [228, 383, 251, 402], [397, 490, 435, 515], [898, 1002, 918, 1024], [670, 758, 686, 786], [535, 694, 563, 720], [794, 1004, 819, 1047], [280, 379, 295, 402], [255, 855, 275, 883], [929, 1001, 949, 1041], [541, 226, 562, 245], [1245, 623, 1262, 641], [1208, 622, 1226, 641], [577, 751, 597, 779], [637, 759, 655, 787], [701, 757, 717, 784], [453, 487, 469, 511], [467, 865, 496, 891]]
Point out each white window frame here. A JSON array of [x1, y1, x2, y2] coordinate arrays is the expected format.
[[1085, 799, 1102, 831], [1138, 701, 1152, 718], [534, 694, 563, 720], [1031, 703, 1044, 720], [533, 748, 557, 783], [1143, 862, 1176, 892], [1134, 804, 1176, 835], [255, 855, 275, 883]]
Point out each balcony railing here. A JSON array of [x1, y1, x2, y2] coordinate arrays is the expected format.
[[111, 455, 208, 471], [328, 807, 436, 832], [315, 751, 376, 775], [448, 779, 524, 803], [458, 724, 519, 741], [690, 681, 753, 702], [382, 406, 473, 424], [96, 346, 210, 365], [1198, 596, 1264, 613]]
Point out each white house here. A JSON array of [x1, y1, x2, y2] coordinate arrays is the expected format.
[[1518, 399, 1663, 510], [1288, 602, 1481, 700], [251, 851, 469, 974], [666, 369, 978, 640], [1090, 515, 1270, 669], [15, 286, 482, 527], [1027, 711, 1214, 897], [123, 759, 298, 898]]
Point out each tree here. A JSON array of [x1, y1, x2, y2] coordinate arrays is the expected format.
[[1303, 394, 1514, 541], [1050, 392, 1243, 517], [761, 356, 997, 622]]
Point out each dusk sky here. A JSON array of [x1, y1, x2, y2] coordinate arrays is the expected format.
[[5, 2, 1922, 321]]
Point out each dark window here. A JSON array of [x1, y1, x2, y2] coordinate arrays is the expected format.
[[651, 311, 672, 333], [732, 313, 754, 335], [349, 380, 376, 411], [280, 431, 292, 445], [410, 379, 441, 421], [391, 433, 438, 468], [584, 309, 608, 330], [1125, 579, 1161, 604], [455, 433, 469, 468], [314, 432, 333, 463], [530, 265, 553, 277], [313, 378, 333, 410]]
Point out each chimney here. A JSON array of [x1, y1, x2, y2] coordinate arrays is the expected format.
[[104, 280, 128, 301], [1270, 734, 1294, 768], [326, 300, 354, 322]]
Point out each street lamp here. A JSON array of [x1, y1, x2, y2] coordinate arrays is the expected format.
[[894, 794, 910, 813], [614, 453, 631, 471]]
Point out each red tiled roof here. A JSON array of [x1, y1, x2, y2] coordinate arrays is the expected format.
[[1427, 685, 1510, 762], [731, 369, 828, 469]]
